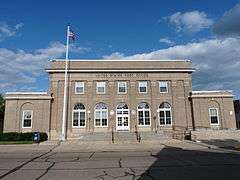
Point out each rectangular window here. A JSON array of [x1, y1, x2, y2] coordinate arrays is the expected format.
[[72, 111, 86, 127], [159, 81, 168, 93], [118, 82, 127, 94], [138, 81, 147, 93], [22, 110, 32, 128], [96, 82, 106, 94], [75, 82, 84, 94], [209, 108, 219, 124]]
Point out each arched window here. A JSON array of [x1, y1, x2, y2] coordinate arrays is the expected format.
[[117, 103, 128, 110], [72, 103, 86, 127], [95, 103, 108, 127], [138, 102, 150, 126], [158, 102, 172, 125]]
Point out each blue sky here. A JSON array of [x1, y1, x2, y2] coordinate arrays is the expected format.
[[1, 0, 240, 98]]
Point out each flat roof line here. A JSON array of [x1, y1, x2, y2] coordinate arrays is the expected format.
[[51, 59, 191, 62], [192, 90, 233, 94], [5, 92, 48, 95]]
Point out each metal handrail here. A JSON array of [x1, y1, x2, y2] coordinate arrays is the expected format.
[[135, 125, 141, 143], [111, 126, 114, 143]]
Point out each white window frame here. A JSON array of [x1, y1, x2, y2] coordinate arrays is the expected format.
[[22, 110, 33, 128], [96, 81, 106, 94], [209, 108, 219, 125], [75, 82, 85, 94], [158, 107, 172, 126], [137, 106, 151, 126], [94, 108, 108, 127], [118, 82, 127, 94], [138, 81, 148, 93], [72, 109, 86, 128], [159, 81, 168, 93]]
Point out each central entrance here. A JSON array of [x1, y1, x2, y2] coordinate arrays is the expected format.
[[116, 103, 130, 131]]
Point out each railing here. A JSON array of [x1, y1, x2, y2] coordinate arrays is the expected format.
[[135, 125, 141, 143], [111, 126, 114, 143]]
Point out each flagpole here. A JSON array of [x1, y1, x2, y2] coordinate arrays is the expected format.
[[61, 25, 70, 141]]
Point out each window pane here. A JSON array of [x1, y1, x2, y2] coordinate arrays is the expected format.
[[97, 82, 105, 93], [102, 111, 107, 119], [118, 117, 122, 126], [76, 87, 84, 93], [166, 111, 171, 118], [102, 118, 107, 126], [97, 87, 105, 93], [140, 86, 147, 92], [24, 111, 32, 119], [159, 111, 165, 125], [75, 82, 84, 93], [95, 119, 101, 126], [119, 86, 126, 93], [139, 82, 147, 93], [145, 117, 150, 125], [160, 87, 167, 92], [166, 117, 171, 124], [95, 111, 101, 119], [123, 117, 128, 126], [211, 117, 218, 124], [145, 111, 150, 118], [210, 109, 217, 116], [139, 117, 144, 125], [24, 119, 31, 127], [138, 111, 144, 125], [79, 112, 85, 126], [118, 82, 127, 93], [73, 112, 79, 126], [159, 81, 168, 92]]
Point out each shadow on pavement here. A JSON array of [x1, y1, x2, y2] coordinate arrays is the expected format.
[[138, 146, 240, 180], [200, 139, 240, 150]]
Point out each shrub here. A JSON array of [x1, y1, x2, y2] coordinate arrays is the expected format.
[[0, 132, 48, 142]]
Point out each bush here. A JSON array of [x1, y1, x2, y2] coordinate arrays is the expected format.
[[0, 132, 48, 142]]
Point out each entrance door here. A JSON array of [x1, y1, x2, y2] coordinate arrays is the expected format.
[[116, 103, 130, 131]]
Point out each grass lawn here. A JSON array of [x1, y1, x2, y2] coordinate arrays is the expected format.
[[0, 141, 33, 145]]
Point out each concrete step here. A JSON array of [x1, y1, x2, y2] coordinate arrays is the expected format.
[[113, 132, 137, 142], [69, 132, 111, 141]]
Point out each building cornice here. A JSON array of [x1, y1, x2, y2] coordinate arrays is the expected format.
[[51, 59, 192, 62], [46, 68, 195, 73], [5, 92, 48, 95], [5, 96, 53, 100], [190, 94, 234, 98]]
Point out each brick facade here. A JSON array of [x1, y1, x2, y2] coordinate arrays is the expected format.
[[3, 60, 237, 140]]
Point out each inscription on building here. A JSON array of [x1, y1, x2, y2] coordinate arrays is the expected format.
[[95, 73, 148, 78]]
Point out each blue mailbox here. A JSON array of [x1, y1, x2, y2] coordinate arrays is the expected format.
[[33, 132, 40, 143]]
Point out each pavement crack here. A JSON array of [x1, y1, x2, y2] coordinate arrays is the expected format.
[[0, 143, 60, 179], [118, 158, 122, 168], [89, 152, 95, 159], [35, 162, 55, 180]]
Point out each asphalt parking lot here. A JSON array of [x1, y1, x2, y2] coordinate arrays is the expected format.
[[0, 141, 240, 180]]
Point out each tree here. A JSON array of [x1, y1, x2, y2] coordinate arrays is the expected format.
[[0, 94, 4, 115]]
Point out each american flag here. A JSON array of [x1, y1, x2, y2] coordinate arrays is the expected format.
[[68, 29, 75, 40]]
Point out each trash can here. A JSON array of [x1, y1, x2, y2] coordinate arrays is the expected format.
[[33, 132, 40, 143]]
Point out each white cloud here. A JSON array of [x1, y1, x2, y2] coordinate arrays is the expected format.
[[0, 41, 90, 92], [104, 37, 240, 94], [159, 38, 175, 46], [103, 52, 125, 59], [0, 22, 24, 41], [164, 11, 214, 32]]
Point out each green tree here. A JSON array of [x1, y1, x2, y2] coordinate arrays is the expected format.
[[0, 94, 4, 115]]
